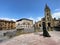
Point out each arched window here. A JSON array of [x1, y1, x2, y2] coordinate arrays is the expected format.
[[47, 13, 49, 16], [48, 23, 51, 27], [39, 24, 41, 27], [28, 23, 30, 25], [47, 17, 50, 21], [18, 23, 20, 25], [23, 22, 25, 25]]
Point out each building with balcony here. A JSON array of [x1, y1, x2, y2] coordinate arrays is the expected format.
[[16, 18, 33, 30]]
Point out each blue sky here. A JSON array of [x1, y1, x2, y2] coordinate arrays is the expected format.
[[0, 0, 60, 21]]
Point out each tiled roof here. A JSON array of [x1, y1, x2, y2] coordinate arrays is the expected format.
[[16, 18, 33, 22], [0, 19, 15, 23]]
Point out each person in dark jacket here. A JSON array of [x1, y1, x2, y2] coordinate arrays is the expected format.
[[42, 22, 51, 37]]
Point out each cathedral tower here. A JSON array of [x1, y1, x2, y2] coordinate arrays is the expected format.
[[44, 4, 53, 30]]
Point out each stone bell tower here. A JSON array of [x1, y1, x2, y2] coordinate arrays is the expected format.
[[44, 4, 53, 30]]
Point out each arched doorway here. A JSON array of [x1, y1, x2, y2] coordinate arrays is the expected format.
[[48, 23, 51, 27], [0, 28, 2, 30], [47, 23, 52, 31]]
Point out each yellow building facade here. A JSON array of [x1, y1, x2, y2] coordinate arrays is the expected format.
[[0, 20, 16, 30]]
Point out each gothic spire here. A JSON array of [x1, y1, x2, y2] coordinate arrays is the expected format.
[[45, 4, 50, 11]]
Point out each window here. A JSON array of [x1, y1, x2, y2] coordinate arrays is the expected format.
[[47, 17, 50, 21], [18, 23, 20, 25], [23, 23, 25, 25], [47, 13, 48, 15], [28, 23, 30, 25], [48, 23, 51, 27], [39, 24, 41, 27]]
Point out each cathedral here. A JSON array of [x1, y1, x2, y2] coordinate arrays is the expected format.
[[34, 4, 60, 31]]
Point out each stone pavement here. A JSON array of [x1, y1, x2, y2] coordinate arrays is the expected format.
[[0, 31, 60, 45]]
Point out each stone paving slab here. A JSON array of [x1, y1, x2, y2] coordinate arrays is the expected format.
[[0, 31, 60, 45]]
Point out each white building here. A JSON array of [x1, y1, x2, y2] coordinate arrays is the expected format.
[[16, 18, 33, 30]]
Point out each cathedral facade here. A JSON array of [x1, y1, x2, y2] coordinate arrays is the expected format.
[[34, 4, 60, 31]]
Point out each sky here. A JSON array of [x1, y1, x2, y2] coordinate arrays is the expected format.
[[0, 0, 60, 21]]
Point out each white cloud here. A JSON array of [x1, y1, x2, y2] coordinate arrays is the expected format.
[[28, 16, 43, 23], [0, 18, 17, 21], [0, 17, 43, 23], [36, 17, 42, 21], [55, 9, 60, 12], [28, 17, 35, 24], [52, 12, 60, 19]]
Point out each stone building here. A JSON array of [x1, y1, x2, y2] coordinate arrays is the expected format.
[[16, 18, 33, 30], [34, 4, 60, 31], [53, 18, 60, 26], [0, 19, 16, 30], [34, 21, 42, 32]]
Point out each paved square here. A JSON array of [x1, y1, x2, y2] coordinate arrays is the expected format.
[[0, 31, 60, 45]]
